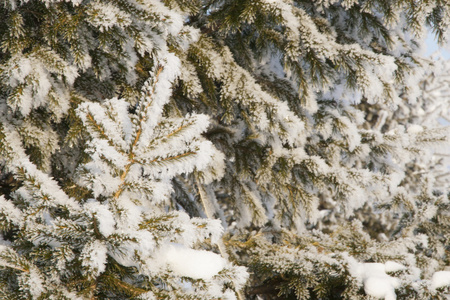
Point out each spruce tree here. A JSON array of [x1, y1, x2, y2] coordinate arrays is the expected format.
[[0, 0, 449, 299]]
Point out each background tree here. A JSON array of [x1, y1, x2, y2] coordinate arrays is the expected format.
[[0, 0, 449, 299]]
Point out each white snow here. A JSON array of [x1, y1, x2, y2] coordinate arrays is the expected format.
[[384, 261, 407, 273], [407, 124, 424, 134], [2, 126, 81, 213], [19, 268, 45, 299], [158, 243, 226, 280], [85, 2, 131, 32], [346, 255, 406, 300], [84, 200, 116, 237], [0, 196, 23, 226], [431, 271, 450, 290], [361, 263, 400, 300], [80, 240, 108, 277]]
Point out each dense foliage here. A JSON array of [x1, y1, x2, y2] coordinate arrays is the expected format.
[[0, 0, 449, 299]]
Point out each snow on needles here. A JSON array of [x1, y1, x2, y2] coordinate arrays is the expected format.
[[0, 0, 249, 298], [73, 28, 245, 298], [76, 57, 221, 197], [84, 200, 116, 237], [80, 240, 108, 278]]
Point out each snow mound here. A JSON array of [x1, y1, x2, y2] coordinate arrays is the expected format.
[[347, 256, 406, 300], [159, 243, 226, 280], [431, 271, 450, 290], [361, 263, 400, 300]]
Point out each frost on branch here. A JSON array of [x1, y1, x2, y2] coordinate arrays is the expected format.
[[0, 54, 246, 299], [1, 0, 450, 299]]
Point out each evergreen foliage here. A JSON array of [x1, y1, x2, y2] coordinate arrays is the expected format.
[[0, 0, 449, 299]]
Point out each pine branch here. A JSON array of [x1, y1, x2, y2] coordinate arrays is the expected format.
[[112, 66, 164, 201]]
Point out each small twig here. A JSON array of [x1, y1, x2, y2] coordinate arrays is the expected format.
[[435, 172, 450, 179], [113, 66, 164, 201]]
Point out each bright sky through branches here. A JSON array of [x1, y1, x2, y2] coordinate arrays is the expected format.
[[426, 33, 450, 59]]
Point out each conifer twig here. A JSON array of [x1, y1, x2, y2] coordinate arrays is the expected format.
[[113, 66, 164, 201]]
